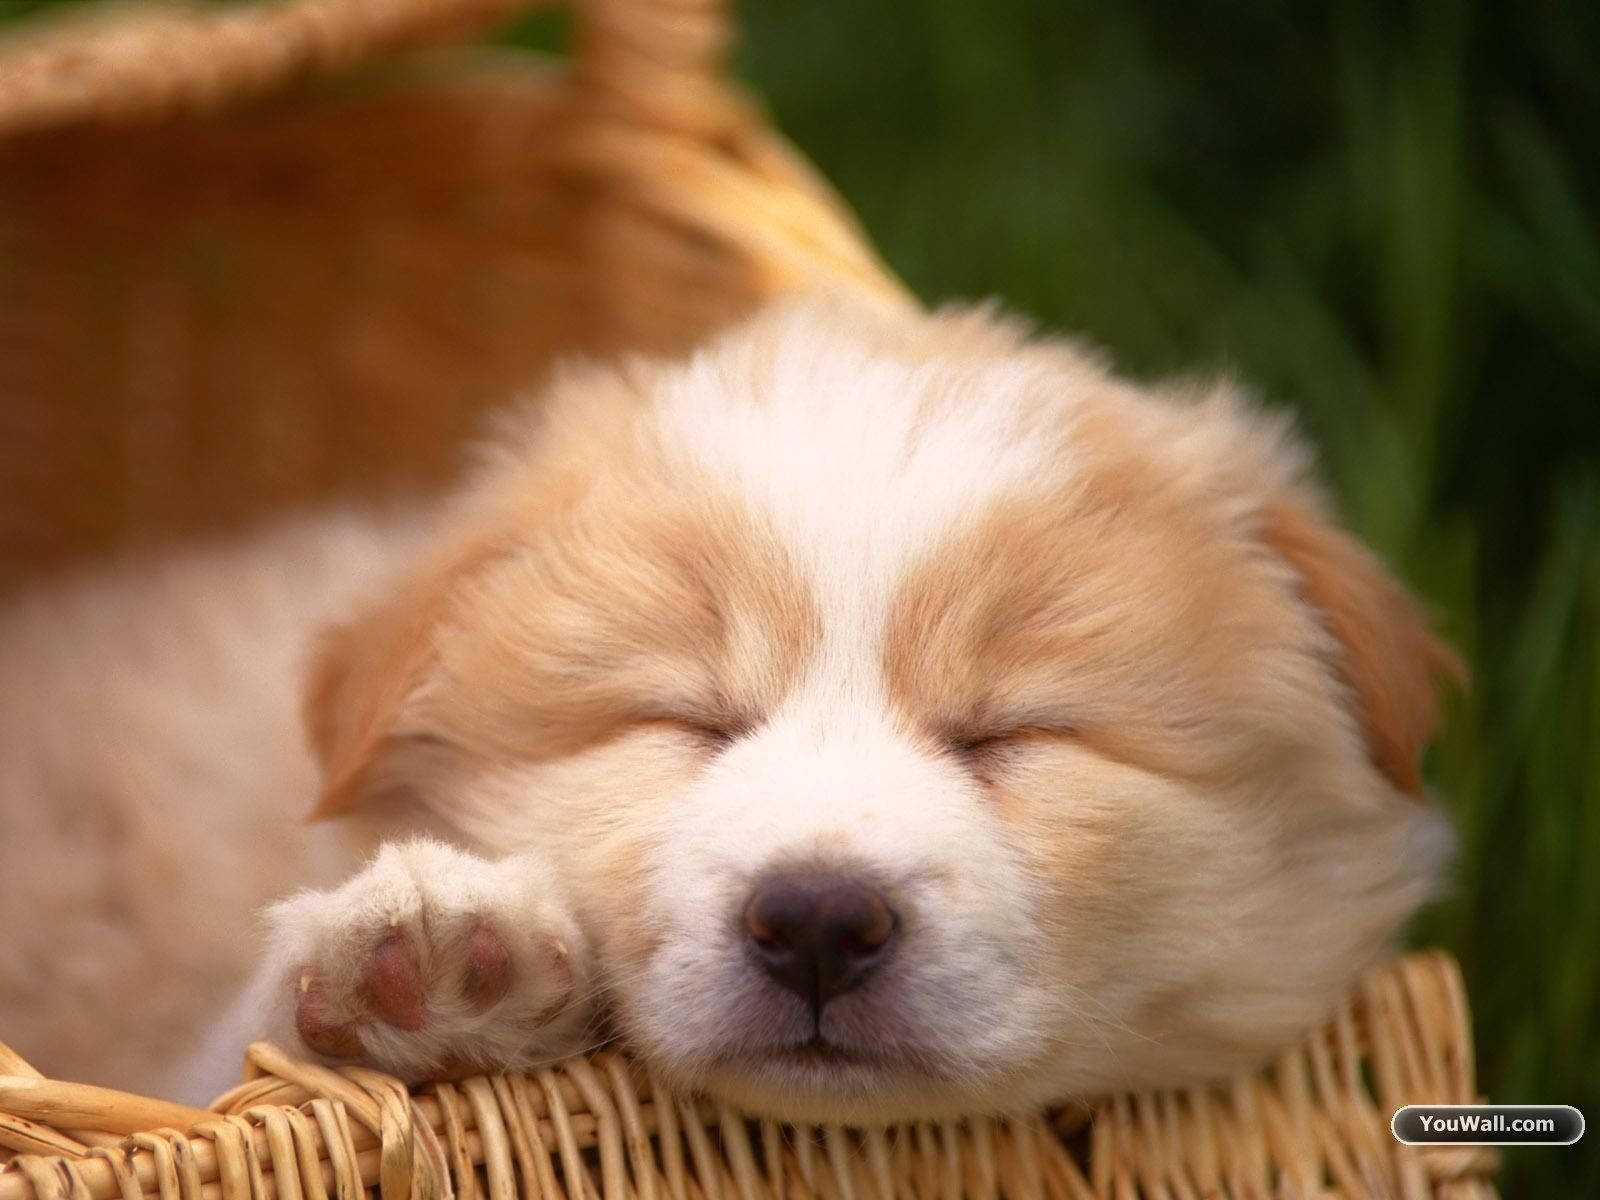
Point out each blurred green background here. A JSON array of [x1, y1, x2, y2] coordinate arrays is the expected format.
[[3, 0, 1596, 1194], [731, 6, 1600, 1191], [751, 9, 1600, 1195]]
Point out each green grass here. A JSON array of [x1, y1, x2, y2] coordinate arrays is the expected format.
[[732, 6, 1599, 1195], [4, 0, 1596, 1194]]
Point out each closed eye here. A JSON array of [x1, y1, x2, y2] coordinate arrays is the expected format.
[[943, 730, 1015, 757], [940, 724, 1078, 765], [660, 715, 755, 750]]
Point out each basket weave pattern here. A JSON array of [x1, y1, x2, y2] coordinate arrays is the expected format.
[[0, 955, 1498, 1200], [0, 0, 905, 592], [0, 2, 1501, 1196]]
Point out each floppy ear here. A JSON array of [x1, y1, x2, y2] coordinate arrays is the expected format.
[[304, 539, 499, 819], [1262, 499, 1465, 797]]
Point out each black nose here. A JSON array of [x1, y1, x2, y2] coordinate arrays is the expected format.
[[744, 871, 897, 1010]]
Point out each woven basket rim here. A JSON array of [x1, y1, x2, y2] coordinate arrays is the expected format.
[[0, 951, 1499, 1200], [0, 0, 738, 139], [0, 14, 1501, 1193]]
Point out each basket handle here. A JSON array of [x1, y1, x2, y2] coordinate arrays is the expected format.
[[573, 0, 734, 131], [0, 0, 725, 138]]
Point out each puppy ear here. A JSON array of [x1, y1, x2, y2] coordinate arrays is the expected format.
[[304, 538, 497, 819], [1263, 499, 1465, 797]]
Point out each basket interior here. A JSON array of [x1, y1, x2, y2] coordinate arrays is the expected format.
[[0, 0, 901, 592]]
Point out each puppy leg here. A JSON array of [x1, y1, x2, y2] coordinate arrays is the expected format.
[[173, 838, 595, 1100]]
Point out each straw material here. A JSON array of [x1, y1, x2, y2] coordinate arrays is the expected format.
[[0, 953, 1499, 1200], [0, 4, 1502, 1195], [0, 0, 907, 592]]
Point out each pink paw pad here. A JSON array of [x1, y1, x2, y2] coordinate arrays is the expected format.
[[294, 922, 516, 1061], [295, 970, 364, 1059], [359, 930, 427, 1031], [462, 922, 512, 1012]]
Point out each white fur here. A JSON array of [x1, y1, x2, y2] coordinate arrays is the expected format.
[[656, 309, 1062, 651], [2, 298, 1452, 1124]]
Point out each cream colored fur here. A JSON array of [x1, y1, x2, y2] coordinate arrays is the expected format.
[[0, 515, 414, 1091], [0, 297, 1455, 1119]]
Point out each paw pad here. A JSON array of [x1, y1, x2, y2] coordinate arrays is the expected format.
[[359, 930, 427, 1030], [294, 970, 365, 1059], [463, 922, 512, 1012], [271, 840, 586, 1076], [293, 921, 520, 1060]]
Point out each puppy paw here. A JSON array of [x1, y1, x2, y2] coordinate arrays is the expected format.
[[265, 838, 590, 1079]]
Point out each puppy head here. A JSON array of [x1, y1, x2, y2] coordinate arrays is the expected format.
[[305, 297, 1459, 1121]]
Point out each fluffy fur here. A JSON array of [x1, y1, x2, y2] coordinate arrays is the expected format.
[[0, 297, 1458, 1119]]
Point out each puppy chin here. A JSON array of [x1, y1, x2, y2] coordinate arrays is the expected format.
[[662, 1023, 1032, 1125], [621, 971, 1039, 1125]]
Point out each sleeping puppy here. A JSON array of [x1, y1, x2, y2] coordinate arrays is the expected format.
[[0, 296, 1458, 1121]]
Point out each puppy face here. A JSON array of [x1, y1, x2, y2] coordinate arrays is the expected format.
[[308, 298, 1458, 1121]]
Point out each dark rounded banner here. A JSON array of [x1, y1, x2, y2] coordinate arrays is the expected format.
[[1392, 1104, 1584, 1146]]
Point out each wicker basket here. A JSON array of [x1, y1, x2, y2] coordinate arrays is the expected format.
[[0, 0, 908, 592], [0, 2, 1500, 1196], [0, 955, 1498, 1200]]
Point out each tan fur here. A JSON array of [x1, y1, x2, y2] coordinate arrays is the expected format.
[[308, 535, 508, 817], [1260, 499, 1466, 795], [884, 374, 1460, 796], [3, 296, 1458, 1118], [307, 458, 822, 804]]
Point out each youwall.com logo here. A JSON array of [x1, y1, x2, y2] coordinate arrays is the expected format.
[[1392, 1105, 1584, 1146]]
